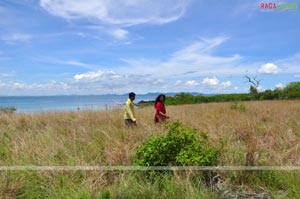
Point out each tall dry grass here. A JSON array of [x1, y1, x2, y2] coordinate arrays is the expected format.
[[168, 100, 300, 166], [1, 100, 300, 167], [0, 100, 300, 198]]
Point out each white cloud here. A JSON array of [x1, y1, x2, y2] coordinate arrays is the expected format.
[[74, 70, 121, 82], [13, 82, 27, 89], [294, 74, 300, 78], [185, 80, 199, 86], [120, 37, 246, 78], [163, 41, 244, 75], [202, 77, 232, 90], [72, 69, 169, 93], [0, 81, 71, 95], [275, 83, 284, 89], [1, 33, 32, 43], [39, 0, 189, 42], [40, 0, 189, 26], [4, 35, 283, 94], [110, 28, 129, 40], [64, 37, 244, 93], [35, 57, 101, 70], [220, 81, 232, 88], [116, 40, 300, 80], [84, 25, 132, 40], [173, 37, 229, 56], [258, 63, 280, 74], [167, 37, 242, 67], [202, 77, 219, 86], [25, 36, 284, 94], [63, 60, 100, 69]]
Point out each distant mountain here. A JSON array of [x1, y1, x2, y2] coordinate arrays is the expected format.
[[136, 92, 216, 97]]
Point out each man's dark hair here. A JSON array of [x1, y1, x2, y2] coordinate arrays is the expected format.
[[129, 92, 136, 98]]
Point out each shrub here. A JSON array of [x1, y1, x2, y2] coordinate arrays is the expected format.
[[0, 106, 16, 114], [134, 121, 222, 166], [230, 102, 246, 112]]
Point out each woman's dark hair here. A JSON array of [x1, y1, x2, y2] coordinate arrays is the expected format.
[[154, 94, 166, 107]]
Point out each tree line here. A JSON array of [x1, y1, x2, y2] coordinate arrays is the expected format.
[[164, 82, 300, 105]]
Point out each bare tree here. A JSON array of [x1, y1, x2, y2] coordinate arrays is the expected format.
[[244, 75, 261, 94], [244, 75, 261, 88]]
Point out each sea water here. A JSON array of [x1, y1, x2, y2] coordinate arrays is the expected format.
[[0, 93, 162, 113]]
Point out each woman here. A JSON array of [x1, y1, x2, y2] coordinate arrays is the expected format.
[[154, 94, 170, 123]]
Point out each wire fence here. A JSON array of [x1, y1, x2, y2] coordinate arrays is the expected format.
[[81, 103, 124, 111], [1, 166, 300, 171]]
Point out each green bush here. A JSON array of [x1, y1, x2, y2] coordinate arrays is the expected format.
[[134, 121, 222, 166], [230, 102, 246, 112], [0, 106, 16, 114]]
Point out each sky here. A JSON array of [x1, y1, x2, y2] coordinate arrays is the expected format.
[[0, 0, 300, 95]]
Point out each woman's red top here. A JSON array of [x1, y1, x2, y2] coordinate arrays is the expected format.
[[154, 102, 166, 122]]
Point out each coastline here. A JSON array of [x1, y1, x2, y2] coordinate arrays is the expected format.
[[0, 94, 161, 113]]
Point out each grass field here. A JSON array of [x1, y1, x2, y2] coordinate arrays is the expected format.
[[1, 100, 300, 198]]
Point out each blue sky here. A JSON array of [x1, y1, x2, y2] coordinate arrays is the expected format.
[[0, 0, 300, 95]]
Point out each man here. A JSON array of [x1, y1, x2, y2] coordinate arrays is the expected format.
[[124, 92, 137, 126]]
